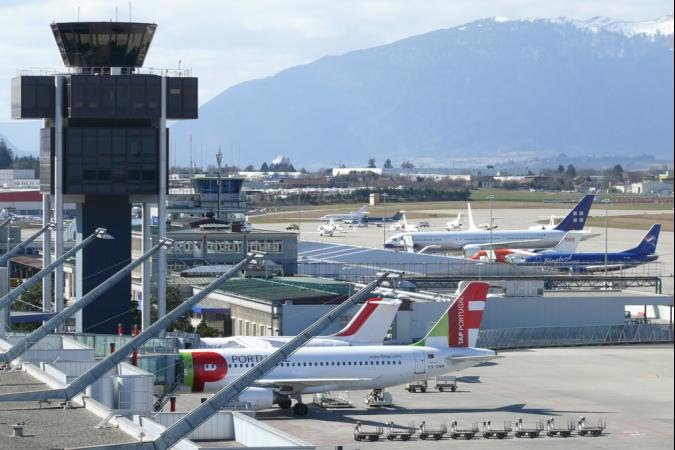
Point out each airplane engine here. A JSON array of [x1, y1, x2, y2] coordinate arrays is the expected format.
[[237, 387, 278, 410]]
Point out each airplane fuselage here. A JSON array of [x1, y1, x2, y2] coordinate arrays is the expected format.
[[517, 251, 657, 269], [385, 230, 567, 251], [180, 345, 494, 394]]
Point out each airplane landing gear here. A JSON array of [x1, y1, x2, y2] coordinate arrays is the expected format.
[[277, 397, 292, 409], [293, 402, 309, 416]]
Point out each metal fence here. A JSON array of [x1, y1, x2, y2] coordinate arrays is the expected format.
[[477, 324, 674, 350]]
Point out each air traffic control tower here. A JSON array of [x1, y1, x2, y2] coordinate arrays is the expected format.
[[11, 22, 197, 332]]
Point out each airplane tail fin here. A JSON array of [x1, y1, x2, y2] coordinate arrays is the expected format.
[[412, 281, 490, 348], [554, 195, 594, 231], [391, 211, 403, 221], [358, 205, 368, 213], [331, 298, 400, 344], [467, 203, 479, 231], [625, 224, 660, 255], [551, 232, 582, 253]]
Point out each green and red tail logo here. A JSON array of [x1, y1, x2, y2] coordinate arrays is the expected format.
[[412, 281, 489, 348]]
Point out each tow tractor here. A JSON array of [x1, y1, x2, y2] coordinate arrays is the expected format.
[[364, 388, 393, 407], [514, 417, 544, 438], [482, 420, 511, 439], [417, 421, 447, 440], [449, 420, 479, 439], [576, 416, 606, 436], [546, 417, 574, 437], [405, 379, 428, 393], [353, 422, 383, 442], [385, 422, 414, 441], [434, 375, 457, 392]]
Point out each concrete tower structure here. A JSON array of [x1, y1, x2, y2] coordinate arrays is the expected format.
[[11, 22, 197, 332]]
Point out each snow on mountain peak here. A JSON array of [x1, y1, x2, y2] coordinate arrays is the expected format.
[[560, 15, 673, 38]]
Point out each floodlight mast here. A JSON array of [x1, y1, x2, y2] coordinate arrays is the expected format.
[[0, 237, 171, 364], [0, 227, 107, 314]]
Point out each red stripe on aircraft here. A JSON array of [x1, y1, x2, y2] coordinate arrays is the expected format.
[[334, 298, 381, 337], [449, 282, 489, 347]]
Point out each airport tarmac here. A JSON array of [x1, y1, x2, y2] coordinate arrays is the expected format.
[[250, 345, 674, 449], [254, 206, 674, 296]]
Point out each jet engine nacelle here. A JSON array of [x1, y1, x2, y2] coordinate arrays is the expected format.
[[237, 387, 277, 410]]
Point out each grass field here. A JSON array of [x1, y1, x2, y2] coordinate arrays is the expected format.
[[583, 213, 674, 232]]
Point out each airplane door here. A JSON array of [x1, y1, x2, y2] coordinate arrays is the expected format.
[[414, 351, 426, 374]]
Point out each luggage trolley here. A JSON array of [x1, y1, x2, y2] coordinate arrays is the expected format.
[[482, 420, 512, 439], [576, 416, 606, 437], [514, 417, 544, 438], [417, 421, 447, 440], [385, 421, 414, 441], [546, 417, 574, 437], [353, 422, 383, 442], [449, 420, 479, 439]]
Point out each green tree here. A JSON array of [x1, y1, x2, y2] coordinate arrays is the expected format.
[[150, 285, 195, 332], [0, 139, 13, 169], [244, 164, 255, 171], [195, 318, 220, 337], [557, 164, 565, 174], [565, 164, 576, 178], [400, 161, 414, 169], [383, 158, 392, 169], [367, 158, 376, 168], [260, 162, 269, 172], [11, 282, 43, 332]]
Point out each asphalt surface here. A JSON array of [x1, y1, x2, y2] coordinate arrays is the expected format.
[[253, 345, 674, 449]]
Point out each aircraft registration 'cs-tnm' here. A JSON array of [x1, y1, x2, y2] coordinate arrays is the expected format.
[[179, 281, 495, 415]]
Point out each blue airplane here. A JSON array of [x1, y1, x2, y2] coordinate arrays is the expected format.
[[510, 224, 661, 272], [364, 210, 404, 226]]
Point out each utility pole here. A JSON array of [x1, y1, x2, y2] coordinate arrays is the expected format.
[[487, 194, 495, 262], [603, 195, 610, 276], [216, 146, 222, 221]]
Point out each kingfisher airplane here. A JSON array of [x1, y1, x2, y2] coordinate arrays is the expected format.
[[199, 297, 400, 349], [509, 224, 661, 272], [179, 282, 495, 416], [385, 195, 595, 252]]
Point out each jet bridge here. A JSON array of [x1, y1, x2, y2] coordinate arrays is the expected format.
[[0, 252, 254, 402], [85, 272, 390, 450], [0, 227, 108, 337], [0, 238, 172, 365]]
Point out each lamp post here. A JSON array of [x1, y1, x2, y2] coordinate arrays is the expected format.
[[215, 146, 222, 221], [604, 198, 608, 276], [487, 194, 495, 262], [382, 193, 388, 246]]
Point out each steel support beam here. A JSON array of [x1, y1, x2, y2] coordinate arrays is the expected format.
[[0, 237, 170, 364], [0, 253, 254, 402], [0, 229, 106, 314], [157, 76, 167, 325]]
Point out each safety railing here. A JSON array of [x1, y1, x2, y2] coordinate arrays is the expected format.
[[476, 323, 674, 349]]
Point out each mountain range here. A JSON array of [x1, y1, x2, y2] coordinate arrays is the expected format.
[[3, 16, 673, 169], [171, 15, 673, 168]]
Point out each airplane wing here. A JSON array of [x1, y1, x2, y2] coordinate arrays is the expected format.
[[466, 240, 544, 250], [254, 377, 372, 393]]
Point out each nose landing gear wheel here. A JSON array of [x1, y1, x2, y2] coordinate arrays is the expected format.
[[293, 402, 309, 416]]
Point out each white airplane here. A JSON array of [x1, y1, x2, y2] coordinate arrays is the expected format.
[[320, 205, 369, 223], [528, 214, 561, 231], [467, 203, 497, 231], [446, 212, 463, 231], [199, 297, 400, 349], [179, 282, 495, 415], [317, 218, 343, 236], [385, 195, 595, 252], [388, 212, 418, 232]]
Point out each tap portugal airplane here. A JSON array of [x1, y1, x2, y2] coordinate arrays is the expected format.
[[179, 282, 495, 415], [199, 297, 401, 349]]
